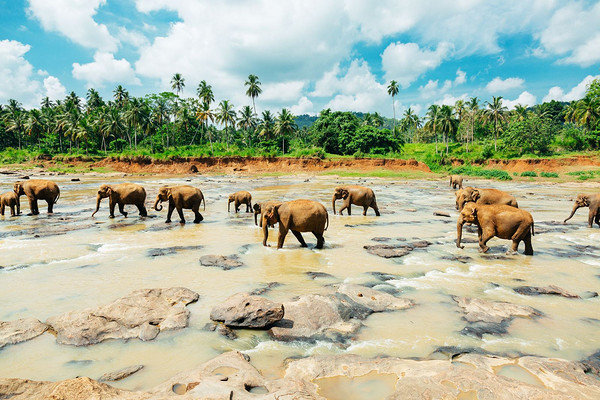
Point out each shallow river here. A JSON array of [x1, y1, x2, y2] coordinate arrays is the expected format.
[[1, 173, 599, 392]]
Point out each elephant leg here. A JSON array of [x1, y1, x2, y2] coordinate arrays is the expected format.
[[118, 202, 127, 217], [16, 199, 20, 215], [479, 228, 494, 253], [0, 203, 4, 215], [313, 231, 325, 249], [588, 209, 595, 228], [277, 227, 289, 249], [10, 205, 16, 217], [346, 203, 351, 215], [165, 203, 175, 223], [192, 204, 203, 223], [523, 233, 534, 255], [176, 206, 186, 223], [47, 199, 54, 213], [362, 205, 368, 216], [29, 198, 38, 215], [371, 201, 381, 217], [291, 230, 308, 247], [234, 200, 240, 213], [137, 204, 148, 217], [109, 199, 116, 218], [246, 201, 251, 213], [507, 240, 520, 255]]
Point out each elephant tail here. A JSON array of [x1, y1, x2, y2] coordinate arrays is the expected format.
[[325, 211, 329, 231], [531, 221, 535, 236], [202, 196, 206, 211], [54, 189, 60, 204]]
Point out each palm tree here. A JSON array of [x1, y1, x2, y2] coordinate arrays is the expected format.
[[466, 97, 480, 152], [387, 80, 399, 135], [245, 74, 262, 115], [100, 108, 126, 152], [258, 110, 275, 140], [513, 104, 529, 121], [25, 109, 44, 149], [275, 108, 297, 154], [171, 73, 185, 96], [197, 80, 214, 106], [216, 100, 236, 148], [40, 96, 54, 109], [484, 96, 508, 151], [65, 92, 82, 112], [113, 85, 129, 108], [237, 105, 257, 147], [563, 102, 577, 124], [86, 88, 104, 112], [574, 97, 600, 130], [424, 104, 441, 153], [5, 106, 25, 149], [195, 101, 215, 150], [124, 98, 150, 149], [438, 105, 458, 155], [402, 107, 421, 142]]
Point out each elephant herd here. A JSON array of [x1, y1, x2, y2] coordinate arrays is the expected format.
[[1, 177, 599, 255]]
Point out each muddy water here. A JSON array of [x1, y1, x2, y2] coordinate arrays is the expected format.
[[1, 174, 599, 392]]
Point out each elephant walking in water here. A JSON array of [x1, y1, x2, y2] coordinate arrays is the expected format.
[[92, 183, 148, 218], [457, 203, 534, 255], [0, 191, 20, 216], [14, 179, 60, 215], [449, 175, 463, 189], [228, 191, 252, 213], [332, 185, 380, 216], [154, 185, 205, 223], [253, 200, 283, 226], [455, 187, 518, 211], [564, 193, 600, 228], [262, 199, 329, 249]]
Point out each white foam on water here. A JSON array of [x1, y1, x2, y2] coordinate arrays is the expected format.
[[580, 258, 600, 266], [346, 339, 403, 352]]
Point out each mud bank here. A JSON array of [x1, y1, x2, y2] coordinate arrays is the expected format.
[[454, 155, 600, 173]]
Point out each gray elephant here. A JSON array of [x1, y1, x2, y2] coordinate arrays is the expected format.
[[228, 191, 252, 213], [332, 185, 380, 216], [564, 193, 600, 228], [455, 186, 518, 211], [449, 175, 463, 189], [154, 185, 205, 223], [91, 183, 148, 218], [253, 200, 283, 226], [14, 179, 60, 215], [0, 191, 20, 216]]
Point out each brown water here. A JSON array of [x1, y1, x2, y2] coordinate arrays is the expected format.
[[1, 174, 599, 392]]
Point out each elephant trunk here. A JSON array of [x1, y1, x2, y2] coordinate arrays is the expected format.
[[332, 194, 337, 215], [228, 199, 231, 212], [456, 217, 465, 249], [91, 194, 102, 217], [154, 196, 163, 211], [254, 210, 259, 226], [563, 204, 580, 223], [262, 218, 269, 246]]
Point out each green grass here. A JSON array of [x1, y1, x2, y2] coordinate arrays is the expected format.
[[449, 165, 512, 181], [540, 171, 559, 178], [320, 169, 432, 179], [521, 171, 538, 177], [566, 170, 600, 180]]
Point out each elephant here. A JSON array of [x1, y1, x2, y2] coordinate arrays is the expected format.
[[262, 199, 329, 249], [154, 185, 205, 223], [457, 203, 534, 255], [253, 200, 283, 227], [332, 185, 380, 216], [91, 183, 148, 218], [563, 193, 600, 228], [14, 179, 60, 215], [449, 175, 463, 189], [455, 186, 518, 211], [0, 191, 20, 216], [228, 191, 252, 213]]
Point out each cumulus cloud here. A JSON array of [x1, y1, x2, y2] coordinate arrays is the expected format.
[[27, 0, 118, 52], [117, 27, 149, 48], [0, 39, 66, 108], [261, 81, 305, 103], [434, 93, 469, 106], [381, 42, 452, 88], [486, 77, 525, 93], [419, 69, 466, 100], [290, 96, 315, 115], [542, 75, 600, 103], [503, 91, 536, 110], [73, 52, 141, 88]]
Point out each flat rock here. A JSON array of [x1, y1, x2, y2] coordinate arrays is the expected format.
[[433, 210, 451, 217], [514, 285, 580, 298], [305, 272, 335, 280], [99, 365, 144, 382], [0, 318, 48, 349], [210, 292, 284, 328], [337, 284, 414, 312], [364, 244, 410, 258], [454, 296, 541, 324], [46, 287, 199, 346], [199, 254, 244, 270]]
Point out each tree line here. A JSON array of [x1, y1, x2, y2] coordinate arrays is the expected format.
[[0, 73, 599, 159]]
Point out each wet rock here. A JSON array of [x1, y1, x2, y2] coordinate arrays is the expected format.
[[64, 359, 93, 366], [337, 284, 414, 312], [411, 240, 432, 248], [210, 293, 284, 328], [582, 291, 599, 299], [514, 285, 580, 299], [364, 244, 410, 258], [581, 350, 600, 375], [433, 210, 451, 217], [0, 318, 48, 349], [19, 175, 30, 179], [305, 271, 335, 280], [147, 245, 203, 257], [70, 178, 80, 182], [453, 296, 541, 338], [367, 271, 398, 281], [249, 282, 282, 295], [204, 322, 238, 339], [405, 208, 418, 212], [199, 254, 244, 270], [371, 237, 391, 242], [98, 365, 144, 382], [46, 287, 199, 346], [269, 294, 369, 342], [441, 254, 473, 263]]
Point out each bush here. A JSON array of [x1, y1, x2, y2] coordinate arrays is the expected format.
[[450, 165, 512, 181], [521, 171, 538, 177], [540, 172, 559, 178]]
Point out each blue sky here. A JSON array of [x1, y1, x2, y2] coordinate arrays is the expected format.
[[1, 0, 599, 117]]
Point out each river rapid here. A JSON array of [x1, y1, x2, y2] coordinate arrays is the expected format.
[[0, 173, 599, 392]]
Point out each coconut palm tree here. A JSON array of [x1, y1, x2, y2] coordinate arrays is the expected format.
[[574, 97, 600, 130], [195, 101, 215, 150], [25, 109, 44, 149], [40, 96, 54, 109], [216, 100, 236, 148], [438, 105, 458, 155], [387, 80, 399, 135], [113, 85, 129, 108], [197, 80, 214, 106], [171, 73, 185, 96], [237, 105, 257, 147], [484, 96, 508, 151], [5, 102, 25, 149], [124, 98, 150, 149], [466, 97, 480, 152], [258, 110, 275, 141], [65, 92, 82, 113], [402, 107, 421, 142], [245, 74, 262, 115], [100, 108, 126, 152], [86, 88, 104, 112], [563, 102, 577, 124], [424, 104, 441, 153], [275, 108, 297, 154]]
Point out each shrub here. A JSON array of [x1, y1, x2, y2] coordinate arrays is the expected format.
[[450, 165, 512, 181], [540, 172, 559, 178], [521, 171, 538, 177]]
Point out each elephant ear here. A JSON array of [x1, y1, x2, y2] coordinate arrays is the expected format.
[[166, 188, 173, 200], [341, 189, 349, 199], [14, 183, 22, 194], [106, 186, 113, 196], [581, 195, 590, 206], [470, 190, 480, 202]]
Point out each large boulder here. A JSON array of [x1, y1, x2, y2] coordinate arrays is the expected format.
[[337, 284, 414, 312], [210, 293, 284, 328], [99, 365, 144, 382], [199, 255, 244, 270], [514, 285, 580, 298], [0, 318, 48, 349], [46, 288, 199, 346]]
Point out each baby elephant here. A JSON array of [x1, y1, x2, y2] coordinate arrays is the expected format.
[[14, 179, 60, 215], [228, 191, 252, 213], [262, 199, 329, 249], [0, 191, 20, 216], [91, 183, 147, 218], [449, 175, 463, 189], [457, 203, 534, 255], [332, 185, 380, 216], [564, 193, 600, 228], [154, 185, 205, 223], [253, 200, 283, 227]]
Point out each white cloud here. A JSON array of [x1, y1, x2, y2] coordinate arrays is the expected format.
[[434, 93, 469, 107], [0, 39, 67, 108], [117, 27, 149, 48], [72, 52, 141, 88], [454, 69, 466, 85], [542, 75, 600, 103], [290, 96, 314, 115], [381, 42, 452, 88], [261, 81, 305, 102], [538, 2, 600, 66], [486, 77, 525, 93], [27, 0, 118, 52], [503, 91, 536, 110], [418, 69, 466, 100]]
